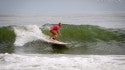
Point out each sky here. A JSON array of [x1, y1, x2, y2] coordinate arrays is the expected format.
[[0, 0, 125, 14]]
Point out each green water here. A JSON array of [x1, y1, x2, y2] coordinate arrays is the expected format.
[[42, 24, 125, 42], [0, 26, 15, 53], [0, 24, 125, 54], [0, 26, 16, 42]]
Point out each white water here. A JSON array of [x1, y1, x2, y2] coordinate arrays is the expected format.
[[13, 25, 50, 46], [0, 54, 125, 70]]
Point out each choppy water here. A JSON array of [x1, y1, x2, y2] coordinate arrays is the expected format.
[[0, 54, 125, 70]]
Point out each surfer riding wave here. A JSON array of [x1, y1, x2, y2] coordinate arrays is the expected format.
[[49, 22, 62, 40]]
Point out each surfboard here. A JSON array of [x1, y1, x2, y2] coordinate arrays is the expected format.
[[48, 39, 68, 45]]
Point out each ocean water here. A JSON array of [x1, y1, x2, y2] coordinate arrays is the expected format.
[[0, 13, 125, 29], [0, 13, 125, 70], [0, 54, 125, 70]]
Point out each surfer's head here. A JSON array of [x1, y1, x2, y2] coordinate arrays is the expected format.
[[58, 22, 62, 27]]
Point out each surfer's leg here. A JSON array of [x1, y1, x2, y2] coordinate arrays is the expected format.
[[52, 31, 58, 40], [50, 30, 57, 40], [53, 34, 58, 40], [49, 30, 53, 39]]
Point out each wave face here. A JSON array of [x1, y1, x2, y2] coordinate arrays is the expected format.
[[0, 26, 15, 42], [42, 24, 125, 42], [0, 24, 125, 54], [0, 26, 15, 53]]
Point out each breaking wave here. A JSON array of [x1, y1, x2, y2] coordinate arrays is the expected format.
[[0, 24, 125, 54]]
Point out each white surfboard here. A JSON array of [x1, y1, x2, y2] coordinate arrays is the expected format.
[[48, 39, 68, 45]]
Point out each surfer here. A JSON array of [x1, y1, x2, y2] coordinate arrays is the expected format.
[[49, 22, 62, 40]]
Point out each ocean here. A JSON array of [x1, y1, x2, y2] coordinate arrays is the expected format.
[[0, 12, 125, 70]]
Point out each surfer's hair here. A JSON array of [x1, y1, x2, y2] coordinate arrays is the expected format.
[[58, 22, 62, 26]]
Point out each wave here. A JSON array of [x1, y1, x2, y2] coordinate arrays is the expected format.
[[0, 24, 125, 54], [0, 24, 125, 46], [0, 26, 15, 42], [42, 24, 125, 42], [0, 26, 15, 53]]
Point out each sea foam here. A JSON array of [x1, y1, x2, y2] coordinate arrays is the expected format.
[[0, 54, 125, 70], [13, 25, 50, 46]]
